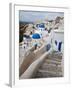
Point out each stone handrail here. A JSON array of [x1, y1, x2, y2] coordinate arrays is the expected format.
[[19, 44, 47, 76], [20, 51, 51, 79]]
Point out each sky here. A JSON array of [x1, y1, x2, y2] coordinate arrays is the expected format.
[[19, 10, 64, 22]]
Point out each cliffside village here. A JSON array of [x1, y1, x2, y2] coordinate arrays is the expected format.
[[19, 16, 64, 79]]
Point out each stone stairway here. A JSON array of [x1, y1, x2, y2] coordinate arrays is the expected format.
[[33, 51, 63, 78]]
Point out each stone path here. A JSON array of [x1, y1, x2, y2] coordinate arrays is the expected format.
[[33, 51, 63, 78]]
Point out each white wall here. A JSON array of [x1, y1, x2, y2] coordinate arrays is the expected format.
[[52, 30, 64, 52], [54, 32, 64, 43]]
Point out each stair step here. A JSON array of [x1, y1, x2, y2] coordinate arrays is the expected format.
[[45, 59, 61, 65], [48, 56, 62, 60], [38, 69, 62, 74], [47, 52, 62, 59], [35, 69, 62, 77], [40, 63, 62, 72], [46, 57, 62, 62], [42, 62, 61, 66], [34, 72, 57, 78], [51, 51, 62, 55], [35, 73, 62, 78]]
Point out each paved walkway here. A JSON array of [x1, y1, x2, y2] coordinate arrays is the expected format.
[[33, 51, 63, 78]]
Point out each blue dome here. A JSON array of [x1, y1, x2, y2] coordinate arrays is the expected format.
[[32, 33, 41, 39], [36, 23, 45, 28]]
